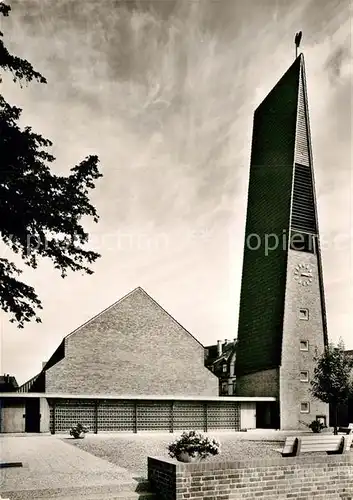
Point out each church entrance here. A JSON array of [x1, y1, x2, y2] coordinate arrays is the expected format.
[[25, 398, 40, 432], [256, 402, 279, 429]]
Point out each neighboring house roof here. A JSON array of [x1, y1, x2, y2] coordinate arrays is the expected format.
[[17, 373, 41, 393], [207, 341, 237, 368], [0, 375, 19, 392]]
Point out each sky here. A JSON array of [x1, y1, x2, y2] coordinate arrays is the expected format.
[[0, 0, 352, 385]]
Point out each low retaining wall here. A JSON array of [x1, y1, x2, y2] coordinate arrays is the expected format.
[[148, 454, 353, 499]]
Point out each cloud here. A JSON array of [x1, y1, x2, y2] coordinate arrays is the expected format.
[[1, 0, 352, 384], [3, 0, 311, 234], [324, 43, 352, 83]]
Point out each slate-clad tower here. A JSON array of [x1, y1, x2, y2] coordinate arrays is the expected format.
[[236, 54, 329, 429]]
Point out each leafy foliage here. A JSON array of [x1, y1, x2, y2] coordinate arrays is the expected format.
[[310, 340, 353, 404], [168, 430, 221, 460], [308, 420, 326, 433], [310, 340, 353, 434], [69, 422, 89, 439], [0, 3, 102, 327]]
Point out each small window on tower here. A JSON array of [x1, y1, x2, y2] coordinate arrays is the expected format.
[[300, 402, 310, 413], [299, 308, 309, 320], [300, 340, 309, 351], [300, 371, 309, 382]]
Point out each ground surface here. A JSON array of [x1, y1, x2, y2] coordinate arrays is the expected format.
[[0, 435, 140, 498], [67, 430, 310, 477], [1, 429, 344, 498]]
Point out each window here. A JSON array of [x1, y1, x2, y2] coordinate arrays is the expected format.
[[222, 364, 227, 373], [221, 382, 228, 394], [316, 415, 327, 427], [300, 340, 309, 351], [299, 308, 309, 320], [300, 371, 309, 382], [300, 402, 310, 413]]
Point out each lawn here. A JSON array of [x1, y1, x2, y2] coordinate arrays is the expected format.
[[66, 431, 285, 478]]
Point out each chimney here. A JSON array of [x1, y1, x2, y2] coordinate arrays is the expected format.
[[217, 340, 222, 356], [224, 339, 229, 346]]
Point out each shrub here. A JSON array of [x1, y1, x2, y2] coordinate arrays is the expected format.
[[168, 430, 220, 460], [308, 420, 326, 433], [69, 423, 89, 439]]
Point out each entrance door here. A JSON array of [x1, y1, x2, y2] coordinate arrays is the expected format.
[[256, 402, 277, 428], [25, 398, 40, 432], [3, 404, 26, 432], [241, 403, 256, 429]]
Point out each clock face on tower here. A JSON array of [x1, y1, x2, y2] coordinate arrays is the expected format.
[[294, 263, 313, 286]]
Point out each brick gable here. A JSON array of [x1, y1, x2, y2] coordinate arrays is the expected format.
[[45, 287, 218, 396]]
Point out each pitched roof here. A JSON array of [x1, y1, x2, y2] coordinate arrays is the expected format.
[[207, 341, 237, 366], [65, 286, 204, 347], [21, 287, 206, 388]]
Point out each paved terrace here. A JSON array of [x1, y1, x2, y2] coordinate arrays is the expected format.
[[0, 435, 149, 499], [0, 429, 339, 498]]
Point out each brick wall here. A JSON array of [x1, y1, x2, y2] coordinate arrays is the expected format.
[[45, 288, 218, 396], [148, 454, 353, 499], [280, 250, 328, 429], [236, 57, 300, 378], [236, 368, 279, 398]]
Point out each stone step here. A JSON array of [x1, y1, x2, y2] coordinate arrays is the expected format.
[[1, 479, 153, 499], [1, 492, 155, 500], [40, 493, 155, 500]]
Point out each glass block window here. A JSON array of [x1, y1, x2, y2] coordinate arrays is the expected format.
[[49, 398, 242, 433], [173, 402, 204, 431], [207, 402, 239, 430], [50, 400, 95, 432], [98, 401, 135, 432], [137, 402, 171, 431]]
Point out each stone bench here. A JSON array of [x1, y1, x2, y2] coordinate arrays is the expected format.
[[280, 434, 353, 457], [338, 423, 353, 435]]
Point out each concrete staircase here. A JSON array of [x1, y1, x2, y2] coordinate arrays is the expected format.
[[1, 477, 156, 499]]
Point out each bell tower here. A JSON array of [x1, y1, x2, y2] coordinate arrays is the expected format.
[[236, 54, 329, 429]]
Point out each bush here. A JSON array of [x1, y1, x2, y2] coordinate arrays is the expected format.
[[69, 423, 89, 439], [308, 420, 326, 433], [168, 430, 220, 460]]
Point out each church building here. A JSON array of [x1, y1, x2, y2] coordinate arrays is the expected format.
[[2, 288, 274, 433]]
